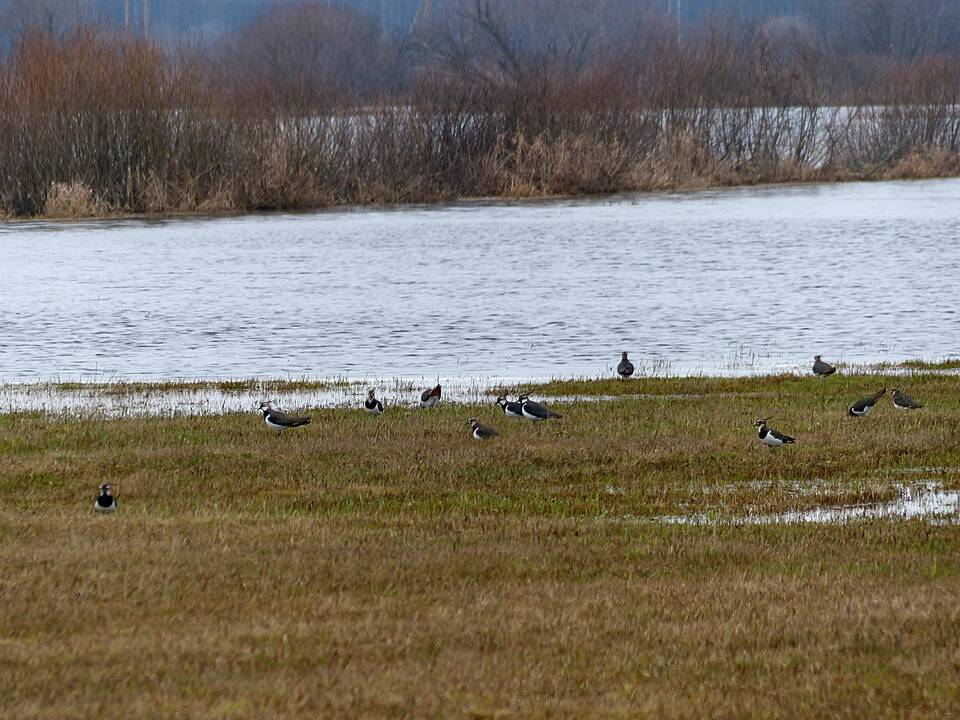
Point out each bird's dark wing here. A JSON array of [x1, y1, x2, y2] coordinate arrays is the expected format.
[[525, 400, 561, 419], [269, 410, 311, 427], [770, 428, 795, 443]]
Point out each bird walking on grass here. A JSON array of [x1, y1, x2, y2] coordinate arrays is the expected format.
[[848, 388, 886, 417], [364, 389, 384, 415], [95, 483, 116, 514], [754, 417, 796, 448], [258, 401, 311, 435], [519, 393, 562, 422], [892, 388, 923, 410], [812, 355, 837, 377], [495, 395, 524, 418], [420, 384, 442, 409], [617, 351, 635, 379], [469, 417, 499, 441]]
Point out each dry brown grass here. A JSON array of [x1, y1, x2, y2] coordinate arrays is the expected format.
[[42, 181, 108, 219], [1, 372, 959, 717]]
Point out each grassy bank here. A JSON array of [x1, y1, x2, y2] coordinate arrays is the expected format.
[[2, 371, 959, 717]]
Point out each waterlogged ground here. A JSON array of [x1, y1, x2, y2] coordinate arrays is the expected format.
[[2, 178, 960, 383], [2, 371, 960, 717]]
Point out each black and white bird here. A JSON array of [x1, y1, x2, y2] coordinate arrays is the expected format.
[[754, 417, 796, 448], [495, 395, 524, 418], [258, 401, 311, 435], [617, 351, 635, 380], [364, 389, 384, 415], [812, 355, 837, 377], [94, 483, 116, 514], [420, 384, 442, 409], [892, 388, 924, 410], [518, 393, 562, 422], [848, 388, 886, 417], [469, 417, 499, 441]]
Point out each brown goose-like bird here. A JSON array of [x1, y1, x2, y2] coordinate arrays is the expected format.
[[617, 351, 635, 379], [258, 401, 311, 435], [812, 355, 837, 377], [892, 388, 923, 410], [848, 388, 886, 417], [420, 384, 442, 409], [469, 417, 499, 440]]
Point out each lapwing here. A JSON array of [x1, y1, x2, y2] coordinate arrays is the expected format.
[[812, 355, 837, 377], [258, 401, 311, 435], [364, 389, 384, 415], [892, 388, 924, 410], [848, 388, 886, 417], [469, 417, 499, 441], [94, 483, 116, 514], [495, 395, 524, 418], [420, 384, 442, 409], [754, 417, 796, 448], [518, 393, 562, 422], [617, 351, 635, 379]]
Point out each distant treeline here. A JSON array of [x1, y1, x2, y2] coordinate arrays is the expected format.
[[1, 0, 959, 217]]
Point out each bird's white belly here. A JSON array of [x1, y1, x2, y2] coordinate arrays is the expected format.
[[95, 501, 116, 514], [421, 397, 439, 408], [265, 417, 287, 431], [761, 433, 783, 447]]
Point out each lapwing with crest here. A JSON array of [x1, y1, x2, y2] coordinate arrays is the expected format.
[[518, 393, 562, 422], [812, 355, 837, 377], [848, 388, 886, 417], [469, 417, 499, 441], [495, 395, 524, 418], [754, 417, 796, 448], [617, 352, 635, 379], [892, 388, 924, 410], [420, 384, 442, 409], [94, 483, 117, 514], [364, 389, 384, 415], [258, 401, 311, 435]]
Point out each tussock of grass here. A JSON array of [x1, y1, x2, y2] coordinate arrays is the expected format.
[[2, 373, 959, 717]]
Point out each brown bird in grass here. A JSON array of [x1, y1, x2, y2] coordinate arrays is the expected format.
[[892, 388, 923, 410], [848, 388, 886, 417], [420, 384, 442, 408], [469, 417, 499, 440], [812, 355, 837, 377], [258, 401, 311, 435], [617, 351, 635, 379]]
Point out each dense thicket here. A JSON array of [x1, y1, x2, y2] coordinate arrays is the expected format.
[[1, 0, 959, 217]]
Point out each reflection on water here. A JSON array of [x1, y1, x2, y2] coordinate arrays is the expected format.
[[655, 483, 960, 525], [2, 179, 960, 382]]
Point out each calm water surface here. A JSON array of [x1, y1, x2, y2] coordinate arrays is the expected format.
[[2, 179, 959, 383]]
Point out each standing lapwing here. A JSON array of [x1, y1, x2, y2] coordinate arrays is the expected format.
[[892, 388, 924, 410], [94, 483, 116, 514], [364, 389, 384, 415], [495, 396, 524, 418], [469, 417, 499, 441], [617, 351, 635, 379], [258, 401, 311, 435], [812, 355, 837, 377], [848, 388, 886, 417], [420, 384, 442, 409], [754, 417, 796, 448], [518, 393, 562, 422]]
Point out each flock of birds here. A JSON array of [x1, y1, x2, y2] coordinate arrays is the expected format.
[[93, 351, 925, 514]]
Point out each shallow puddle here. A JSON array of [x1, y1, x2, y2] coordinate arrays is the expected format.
[[655, 483, 960, 525]]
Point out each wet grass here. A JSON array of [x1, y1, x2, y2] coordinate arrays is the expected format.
[[2, 372, 959, 718], [13, 376, 359, 396]]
